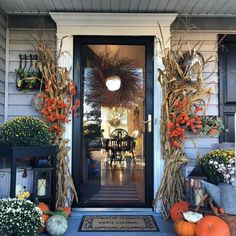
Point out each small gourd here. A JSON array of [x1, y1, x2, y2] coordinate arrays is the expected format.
[[46, 215, 68, 236], [174, 219, 196, 236]]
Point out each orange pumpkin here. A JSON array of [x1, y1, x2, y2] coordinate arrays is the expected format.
[[42, 214, 50, 222], [196, 216, 230, 236], [38, 202, 49, 212], [63, 207, 71, 216], [37, 202, 50, 233], [174, 219, 196, 236], [170, 201, 190, 222]]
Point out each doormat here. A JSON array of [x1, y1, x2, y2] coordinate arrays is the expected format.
[[79, 215, 160, 232]]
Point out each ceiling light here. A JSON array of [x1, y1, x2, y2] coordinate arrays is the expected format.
[[105, 76, 121, 91]]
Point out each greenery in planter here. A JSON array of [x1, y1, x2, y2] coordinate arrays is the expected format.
[[198, 149, 235, 184], [200, 116, 224, 136], [0, 116, 52, 147], [15, 68, 43, 91], [188, 116, 224, 136], [0, 198, 43, 236]]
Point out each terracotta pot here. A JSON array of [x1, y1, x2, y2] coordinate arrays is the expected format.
[[191, 124, 203, 135], [209, 128, 219, 136], [195, 124, 203, 129]]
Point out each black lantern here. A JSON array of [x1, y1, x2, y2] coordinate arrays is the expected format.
[[33, 160, 52, 198], [187, 166, 208, 207]]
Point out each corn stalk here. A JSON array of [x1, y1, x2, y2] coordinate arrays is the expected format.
[[33, 38, 78, 207], [154, 37, 212, 219]]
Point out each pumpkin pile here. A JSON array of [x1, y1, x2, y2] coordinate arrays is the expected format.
[[37, 202, 70, 236], [171, 201, 230, 236]]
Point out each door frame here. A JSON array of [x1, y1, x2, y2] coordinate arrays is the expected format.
[[50, 12, 177, 211], [72, 36, 154, 208], [218, 34, 236, 142]]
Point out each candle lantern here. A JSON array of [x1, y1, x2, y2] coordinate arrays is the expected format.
[[187, 166, 208, 207], [33, 160, 52, 197]]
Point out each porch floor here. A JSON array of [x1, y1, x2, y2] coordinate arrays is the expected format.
[[42, 211, 176, 236]]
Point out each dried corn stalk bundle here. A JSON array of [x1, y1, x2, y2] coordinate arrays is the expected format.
[[33, 38, 79, 207], [154, 34, 213, 219]]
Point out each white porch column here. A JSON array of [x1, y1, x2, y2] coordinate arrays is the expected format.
[[50, 13, 177, 209]]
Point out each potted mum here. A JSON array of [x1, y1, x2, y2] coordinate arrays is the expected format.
[[0, 116, 57, 200], [0, 116, 52, 147], [198, 149, 236, 215], [0, 198, 43, 236]]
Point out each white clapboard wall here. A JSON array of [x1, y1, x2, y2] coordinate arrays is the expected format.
[[171, 31, 219, 161], [6, 28, 220, 160], [0, 11, 6, 123], [7, 28, 55, 120]]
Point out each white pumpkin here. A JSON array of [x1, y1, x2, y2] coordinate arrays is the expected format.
[[46, 215, 68, 236], [183, 211, 203, 223]]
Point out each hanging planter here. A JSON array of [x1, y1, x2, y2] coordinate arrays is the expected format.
[[15, 54, 44, 91], [190, 116, 224, 137]]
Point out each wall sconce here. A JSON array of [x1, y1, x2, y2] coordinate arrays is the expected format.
[[105, 76, 121, 91]]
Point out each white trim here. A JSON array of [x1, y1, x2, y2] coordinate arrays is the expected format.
[[50, 12, 176, 27], [50, 12, 177, 210], [4, 27, 9, 122], [50, 12, 177, 37], [57, 36, 74, 172]]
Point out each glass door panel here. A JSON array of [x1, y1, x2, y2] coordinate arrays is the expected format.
[[73, 37, 154, 207]]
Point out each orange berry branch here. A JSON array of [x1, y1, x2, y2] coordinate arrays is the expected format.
[[167, 99, 203, 149]]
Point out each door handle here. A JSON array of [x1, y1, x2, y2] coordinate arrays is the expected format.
[[142, 114, 152, 132]]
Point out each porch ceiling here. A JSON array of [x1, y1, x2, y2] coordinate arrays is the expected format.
[[0, 0, 236, 16]]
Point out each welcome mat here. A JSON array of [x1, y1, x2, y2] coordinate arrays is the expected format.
[[79, 215, 160, 232]]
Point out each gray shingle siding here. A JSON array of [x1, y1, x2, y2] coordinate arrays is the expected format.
[[7, 28, 56, 120], [0, 11, 6, 123]]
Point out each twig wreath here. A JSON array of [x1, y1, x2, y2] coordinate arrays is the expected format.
[[85, 49, 143, 108], [153, 31, 213, 219]]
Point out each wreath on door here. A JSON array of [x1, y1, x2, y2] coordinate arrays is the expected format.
[[84, 49, 144, 108]]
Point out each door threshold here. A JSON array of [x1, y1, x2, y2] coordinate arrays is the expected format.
[[72, 208, 153, 212]]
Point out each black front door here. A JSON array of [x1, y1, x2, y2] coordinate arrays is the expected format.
[[219, 35, 236, 142], [72, 36, 154, 208]]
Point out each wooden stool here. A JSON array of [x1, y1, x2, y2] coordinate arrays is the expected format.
[[194, 193, 219, 216]]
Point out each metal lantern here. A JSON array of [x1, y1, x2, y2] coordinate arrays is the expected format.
[[33, 160, 52, 197], [187, 166, 208, 207]]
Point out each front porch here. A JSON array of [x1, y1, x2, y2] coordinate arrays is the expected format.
[[0, 0, 236, 236], [41, 211, 175, 236]]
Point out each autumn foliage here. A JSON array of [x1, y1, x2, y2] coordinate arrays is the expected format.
[[167, 98, 203, 149], [153, 30, 212, 220], [33, 38, 79, 207]]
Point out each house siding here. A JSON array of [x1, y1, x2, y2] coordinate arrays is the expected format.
[[7, 28, 56, 120], [6, 28, 221, 159], [0, 11, 6, 123], [171, 31, 219, 161], [5, 25, 221, 160]]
